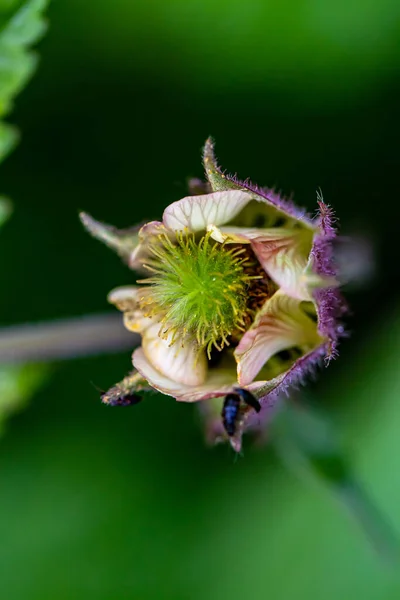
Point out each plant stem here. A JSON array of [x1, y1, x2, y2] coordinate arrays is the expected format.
[[0, 313, 138, 363]]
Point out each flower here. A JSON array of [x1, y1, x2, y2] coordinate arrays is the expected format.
[[80, 139, 347, 452]]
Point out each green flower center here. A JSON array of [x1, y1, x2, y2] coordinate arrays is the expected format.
[[139, 232, 257, 356]]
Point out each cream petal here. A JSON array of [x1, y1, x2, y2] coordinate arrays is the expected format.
[[251, 230, 312, 300], [108, 285, 161, 314], [162, 190, 252, 232], [140, 323, 207, 387], [235, 292, 323, 386], [209, 225, 316, 300], [123, 310, 154, 334], [108, 286, 155, 333], [252, 233, 336, 300], [132, 347, 236, 402], [107, 286, 142, 311]]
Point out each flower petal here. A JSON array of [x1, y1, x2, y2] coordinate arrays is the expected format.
[[107, 286, 142, 311], [235, 292, 323, 386], [162, 190, 252, 232], [251, 228, 314, 300], [140, 323, 207, 387], [132, 347, 236, 402], [123, 311, 154, 334], [208, 225, 317, 300], [108, 286, 155, 333]]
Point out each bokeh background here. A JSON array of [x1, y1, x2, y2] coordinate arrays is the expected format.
[[0, 1, 400, 598]]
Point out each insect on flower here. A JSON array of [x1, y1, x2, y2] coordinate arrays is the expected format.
[[222, 388, 261, 437], [101, 392, 142, 407], [100, 371, 145, 407], [80, 139, 347, 452]]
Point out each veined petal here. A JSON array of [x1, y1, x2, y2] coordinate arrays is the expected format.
[[208, 225, 316, 300], [162, 190, 252, 232], [141, 323, 208, 387], [235, 291, 323, 386], [251, 228, 315, 300], [132, 347, 236, 402]]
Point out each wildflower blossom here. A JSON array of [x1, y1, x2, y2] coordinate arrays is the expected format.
[[81, 139, 346, 451]]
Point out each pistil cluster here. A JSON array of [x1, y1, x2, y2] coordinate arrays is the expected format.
[[138, 231, 263, 357]]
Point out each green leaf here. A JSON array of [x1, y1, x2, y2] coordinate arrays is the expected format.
[[0, 363, 49, 435], [0, 0, 48, 47], [0, 120, 19, 160], [0, 42, 38, 117], [0, 0, 48, 165]]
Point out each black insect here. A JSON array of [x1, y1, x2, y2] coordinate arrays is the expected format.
[[101, 391, 142, 407], [234, 388, 261, 414], [222, 394, 241, 437], [221, 388, 261, 437]]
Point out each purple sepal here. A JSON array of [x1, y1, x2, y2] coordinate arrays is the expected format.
[[312, 198, 348, 359]]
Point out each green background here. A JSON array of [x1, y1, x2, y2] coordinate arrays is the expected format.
[[0, 1, 400, 598]]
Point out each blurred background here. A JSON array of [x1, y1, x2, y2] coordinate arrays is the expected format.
[[0, 0, 400, 598]]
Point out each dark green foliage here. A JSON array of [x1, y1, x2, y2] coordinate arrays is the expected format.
[[0, 0, 48, 163]]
